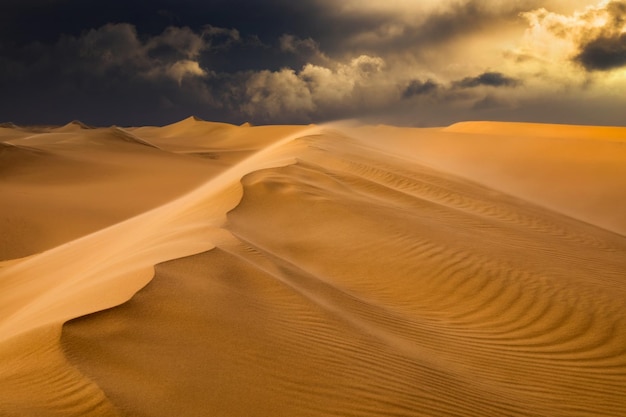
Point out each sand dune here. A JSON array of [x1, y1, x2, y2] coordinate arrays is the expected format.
[[0, 119, 625, 416], [340, 122, 626, 235], [0, 124, 218, 259]]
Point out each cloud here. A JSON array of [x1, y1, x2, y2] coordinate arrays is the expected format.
[[454, 72, 521, 88], [201, 25, 241, 49], [1, 0, 626, 127], [322, 0, 540, 57], [576, 32, 626, 71], [48, 23, 212, 84], [164, 60, 207, 85], [0, 22, 238, 125], [238, 54, 389, 122], [402, 79, 440, 98], [521, 0, 626, 72], [472, 94, 513, 110], [241, 68, 314, 120], [280, 34, 318, 55], [279, 34, 330, 65], [78, 23, 143, 69], [146, 26, 206, 60]]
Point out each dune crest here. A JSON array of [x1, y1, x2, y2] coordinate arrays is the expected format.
[[445, 121, 626, 141], [55, 120, 95, 132], [165, 115, 208, 128], [0, 118, 625, 416], [108, 127, 161, 149]]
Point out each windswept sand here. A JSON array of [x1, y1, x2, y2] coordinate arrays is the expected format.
[[1, 118, 625, 416]]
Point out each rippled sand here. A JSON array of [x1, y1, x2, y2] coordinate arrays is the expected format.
[[1, 118, 625, 416]]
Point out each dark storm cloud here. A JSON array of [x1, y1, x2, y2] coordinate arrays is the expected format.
[[0, 0, 537, 66], [453, 72, 521, 88], [576, 33, 626, 70], [0, 0, 321, 44], [402, 79, 440, 99], [0, 0, 327, 74], [1, 22, 214, 83], [280, 34, 328, 61], [315, 0, 542, 57], [0, 22, 231, 126], [2, 0, 625, 127], [0, 0, 333, 125], [0, 0, 384, 125], [573, 1, 626, 71]]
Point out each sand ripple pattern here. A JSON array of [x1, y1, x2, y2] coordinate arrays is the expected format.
[[59, 131, 626, 417]]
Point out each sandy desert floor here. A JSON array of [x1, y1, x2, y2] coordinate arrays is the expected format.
[[0, 117, 625, 416]]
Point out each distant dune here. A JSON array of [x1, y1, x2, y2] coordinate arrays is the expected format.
[[0, 118, 625, 416]]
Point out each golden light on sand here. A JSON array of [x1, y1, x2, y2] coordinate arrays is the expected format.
[[0, 118, 625, 416]]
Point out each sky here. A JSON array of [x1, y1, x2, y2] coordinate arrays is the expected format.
[[1, 0, 625, 127]]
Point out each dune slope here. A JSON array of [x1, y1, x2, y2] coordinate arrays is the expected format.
[[1, 120, 625, 416]]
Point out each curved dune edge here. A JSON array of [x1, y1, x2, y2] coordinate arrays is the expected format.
[[62, 127, 626, 416], [1, 120, 625, 416], [0, 124, 321, 416]]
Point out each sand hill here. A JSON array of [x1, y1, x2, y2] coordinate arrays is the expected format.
[[0, 118, 624, 416]]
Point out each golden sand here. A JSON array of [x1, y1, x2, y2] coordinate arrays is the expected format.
[[1, 118, 625, 416]]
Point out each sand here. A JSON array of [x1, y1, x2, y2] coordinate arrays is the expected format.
[[0, 118, 625, 416]]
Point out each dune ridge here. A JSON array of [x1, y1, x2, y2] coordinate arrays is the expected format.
[[0, 122, 319, 340], [0, 120, 317, 415], [445, 121, 626, 141], [1, 119, 625, 416], [108, 127, 161, 149]]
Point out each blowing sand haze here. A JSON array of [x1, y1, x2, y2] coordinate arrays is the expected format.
[[1, 117, 625, 416]]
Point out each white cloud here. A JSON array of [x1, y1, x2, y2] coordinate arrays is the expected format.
[[239, 54, 390, 120], [165, 60, 207, 85], [518, 0, 626, 70], [242, 69, 315, 120]]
